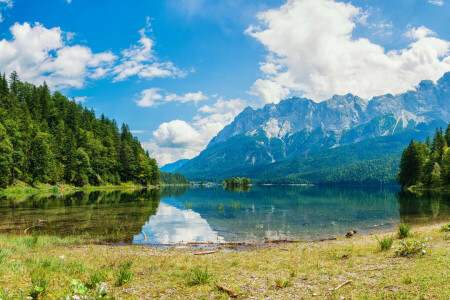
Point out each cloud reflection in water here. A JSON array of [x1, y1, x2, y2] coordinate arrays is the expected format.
[[133, 201, 224, 244]]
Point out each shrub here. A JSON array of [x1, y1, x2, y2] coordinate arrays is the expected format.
[[116, 260, 133, 286], [375, 235, 394, 251], [398, 223, 410, 239], [186, 266, 211, 286], [441, 223, 450, 232], [393, 238, 431, 258]]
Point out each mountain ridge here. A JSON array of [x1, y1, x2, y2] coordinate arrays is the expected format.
[[177, 72, 450, 183]]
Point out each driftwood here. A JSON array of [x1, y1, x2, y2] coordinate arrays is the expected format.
[[265, 239, 299, 244], [193, 250, 217, 256], [24, 219, 46, 234], [329, 280, 352, 291], [217, 284, 238, 298]]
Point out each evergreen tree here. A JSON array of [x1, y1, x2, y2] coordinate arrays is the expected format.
[[397, 140, 429, 187], [0, 123, 13, 188], [0, 70, 183, 188]]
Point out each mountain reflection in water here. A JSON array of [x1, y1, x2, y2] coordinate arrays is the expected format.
[[0, 185, 449, 244]]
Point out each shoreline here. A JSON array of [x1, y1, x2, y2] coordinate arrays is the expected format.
[[0, 182, 191, 197], [0, 221, 448, 299]]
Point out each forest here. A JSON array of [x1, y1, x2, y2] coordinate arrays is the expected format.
[[222, 177, 251, 187], [398, 124, 450, 188], [0, 71, 187, 188]]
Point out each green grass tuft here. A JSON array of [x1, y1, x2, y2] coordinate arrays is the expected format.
[[398, 223, 411, 239], [116, 260, 133, 286], [375, 235, 394, 251], [186, 266, 211, 286]]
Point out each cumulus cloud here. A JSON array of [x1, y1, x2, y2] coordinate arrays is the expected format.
[[136, 88, 208, 107], [428, 0, 444, 6], [143, 97, 247, 166], [0, 20, 185, 90], [246, 0, 450, 104], [0, 22, 116, 89], [112, 22, 186, 81]]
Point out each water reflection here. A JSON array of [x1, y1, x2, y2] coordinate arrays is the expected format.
[[0, 185, 449, 244], [133, 202, 224, 244]]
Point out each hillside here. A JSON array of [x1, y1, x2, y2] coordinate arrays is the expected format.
[[177, 73, 450, 184], [0, 72, 160, 188]]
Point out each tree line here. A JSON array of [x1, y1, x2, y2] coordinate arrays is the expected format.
[[398, 125, 450, 188], [222, 177, 251, 187], [0, 71, 162, 188]]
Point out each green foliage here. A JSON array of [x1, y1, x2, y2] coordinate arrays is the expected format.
[[70, 279, 89, 295], [441, 223, 450, 232], [398, 223, 411, 239], [160, 171, 189, 185], [0, 71, 160, 187], [375, 235, 394, 251], [393, 238, 431, 258], [86, 269, 106, 289], [398, 124, 450, 188], [222, 177, 251, 187], [116, 260, 133, 286], [29, 268, 49, 299], [186, 266, 211, 286], [275, 277, 292, 288]]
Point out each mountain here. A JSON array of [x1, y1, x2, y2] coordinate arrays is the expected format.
[[177, 72, 450, 184], [160, 159, 189, 173]]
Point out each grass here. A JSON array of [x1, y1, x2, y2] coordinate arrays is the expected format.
[[375, 235, 394, 251], [186, 266, 212, 286], [116, 260, 133, 286], [0, 223, 449, 298], [398, 223, 411, 239]]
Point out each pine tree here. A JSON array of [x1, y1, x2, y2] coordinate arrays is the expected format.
[[0, 123, 13, 188]]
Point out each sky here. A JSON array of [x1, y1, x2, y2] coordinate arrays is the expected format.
[[0, 0, 449, 166]]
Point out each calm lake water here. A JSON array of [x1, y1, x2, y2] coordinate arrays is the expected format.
[[1, 186, 449, 244]]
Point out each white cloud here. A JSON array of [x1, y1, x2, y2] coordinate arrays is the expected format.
[[73, 96, 88, 103], [136, 88, 208, 107], [143, 97, 247, 166], [130, 130, 146, 134], [0, 0, 13, 8], [0, 20, 185, 90], [246, 0, 450, 104], [112, 24, 186, 81], [428, 0, 444, 6], [0, 22, 116, 90], [0, 0, 13, 23]]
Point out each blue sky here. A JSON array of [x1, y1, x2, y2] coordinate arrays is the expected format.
[[0, 0, 449, 165]]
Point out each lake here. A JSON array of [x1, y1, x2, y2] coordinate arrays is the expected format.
[[1, 186, 449, 244]]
